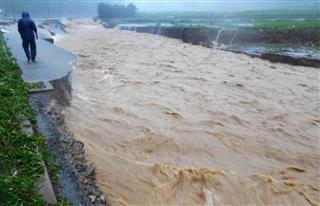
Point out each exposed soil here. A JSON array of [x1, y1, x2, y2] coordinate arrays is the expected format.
[[117, 24, 320, 67], [119, 26, 320, 46], [30, 74, 109, 206]]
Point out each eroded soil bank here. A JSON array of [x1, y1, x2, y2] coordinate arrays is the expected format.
[[57, 20, 320, 206], [118, 25, 320, 46], [30, 74, 108, 206], [117, 24, 320, 67]]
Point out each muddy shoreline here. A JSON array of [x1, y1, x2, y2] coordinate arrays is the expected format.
[[30, 74, 108, 206]]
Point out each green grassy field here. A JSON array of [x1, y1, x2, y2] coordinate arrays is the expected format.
[[254, 20, 320, 29], [137, 9, 319, 20], [112, 9, 320, 30]]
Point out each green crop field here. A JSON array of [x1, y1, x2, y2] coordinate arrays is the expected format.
[[254, 20, 320, 29]]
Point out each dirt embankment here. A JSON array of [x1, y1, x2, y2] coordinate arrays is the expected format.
[[117, 25, 320, 67], [31, 73, 108, 206], [119, 26, 320, 46]]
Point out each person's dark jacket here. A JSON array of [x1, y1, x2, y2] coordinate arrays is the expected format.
[[18, 12, 37, 40]]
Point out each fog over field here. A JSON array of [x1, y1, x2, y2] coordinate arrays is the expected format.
[[125, 0, 319, 12]]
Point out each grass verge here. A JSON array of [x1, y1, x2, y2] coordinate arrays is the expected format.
[[0, 33, 74, 206], [0, 33, 45, 205]]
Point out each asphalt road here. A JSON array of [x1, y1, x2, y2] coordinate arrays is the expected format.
[[4, 25, 75, 82]]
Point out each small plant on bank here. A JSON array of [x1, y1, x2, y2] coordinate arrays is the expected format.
[[25, 81, 46, 91]]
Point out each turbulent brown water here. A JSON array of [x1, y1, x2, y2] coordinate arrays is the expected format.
[[57, 21, 320, 206]]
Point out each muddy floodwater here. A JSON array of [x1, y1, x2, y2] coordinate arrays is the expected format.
[[57, 21, 320, 206]]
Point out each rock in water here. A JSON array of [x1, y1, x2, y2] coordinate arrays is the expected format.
[[100, 195, 106, 203], [85, 163, 95, 177], [89, 195, 96, 203]]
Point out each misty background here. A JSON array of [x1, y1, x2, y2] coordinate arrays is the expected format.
[[0, 0, 318, 18]]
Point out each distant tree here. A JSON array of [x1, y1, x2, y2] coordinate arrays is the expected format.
[[97, 2, 137, 19], [126, 3, 137, 17]]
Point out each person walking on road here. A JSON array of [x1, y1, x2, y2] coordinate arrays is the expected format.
[[18, 12, 38, 64]]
